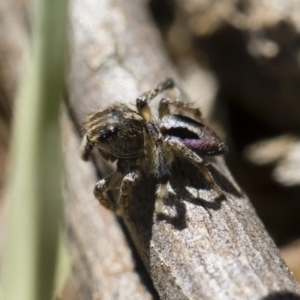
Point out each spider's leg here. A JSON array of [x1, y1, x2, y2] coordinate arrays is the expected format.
[[119, 169, 140, 210], [137, 78, 175, 106], [80, 134, 94, 161], [94, 173, 123, 211], [153, 150, 175, 214], [136, 80, 179, 213], [135, 115, 174, 214], [159, 97, 202, 119], [136, 78, 175, 122], [155, 181, 176, 214], [165, 137, 224, 198], [141, 120, 174, 214], [94, 160, 128, 211], [94, 176, 116, 211]]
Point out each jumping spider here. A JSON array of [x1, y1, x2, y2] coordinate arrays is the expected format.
[[80, 79, 227, 214]]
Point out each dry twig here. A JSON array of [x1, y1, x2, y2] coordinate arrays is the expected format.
[[65, 0, 300, 299]]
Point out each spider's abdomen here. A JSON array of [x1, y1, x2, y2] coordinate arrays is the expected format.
[[160, 114, 227, 156]]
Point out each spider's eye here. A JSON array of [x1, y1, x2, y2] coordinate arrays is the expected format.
[[98, 126, 118, 142]]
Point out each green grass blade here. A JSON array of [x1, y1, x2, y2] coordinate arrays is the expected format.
[[2, 0, 68, 299]]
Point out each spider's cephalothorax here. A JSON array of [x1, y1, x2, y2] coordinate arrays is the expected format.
[[81, 79, 227, 213]]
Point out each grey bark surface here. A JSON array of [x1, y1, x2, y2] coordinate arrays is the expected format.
[[62, 113, 154, 300], [67, 0, 300, 299], [165, 0, 300, 244]]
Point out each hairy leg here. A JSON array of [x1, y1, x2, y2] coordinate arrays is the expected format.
[[136, 78, 175, 122], [137, 78, 175, 106], [94, 172, 124, 211], [159, 98, 202, 119], [165, 137, 224, 198], [155, 182, 176, 214], [136, 79, 179, 213], [93, 160, 128, 211], [119, 170, 140, 210]]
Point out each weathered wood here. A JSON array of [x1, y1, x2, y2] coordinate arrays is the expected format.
[[62, 113, 154, 300], [66, 0, 300, 299], [163, 0, 300, 245]]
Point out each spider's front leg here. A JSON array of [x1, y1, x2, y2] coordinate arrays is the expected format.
[[94, 173, 123, 211], [119, 169, 140, 211], [81, 135, 119, 209], [94, 160, 127, 211], [165, 137, 225, 198]]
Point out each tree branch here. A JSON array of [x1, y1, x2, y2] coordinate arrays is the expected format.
[[66, 0, 300, 299]]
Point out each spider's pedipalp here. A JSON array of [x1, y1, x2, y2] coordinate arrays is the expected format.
[[93, 160, 128, 211], [119, 170, 140, 210], [94, 177, 117, 211]]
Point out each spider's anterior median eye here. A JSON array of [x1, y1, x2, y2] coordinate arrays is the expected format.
[[98, 125, 118, 142]]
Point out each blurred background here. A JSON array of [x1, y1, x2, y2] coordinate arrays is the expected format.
[[0, 0, 300, 298]]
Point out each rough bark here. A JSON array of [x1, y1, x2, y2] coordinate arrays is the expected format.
[[160, 0, 300, 245], [62, 113, 154, 300], [66, 0, 300, 299]]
